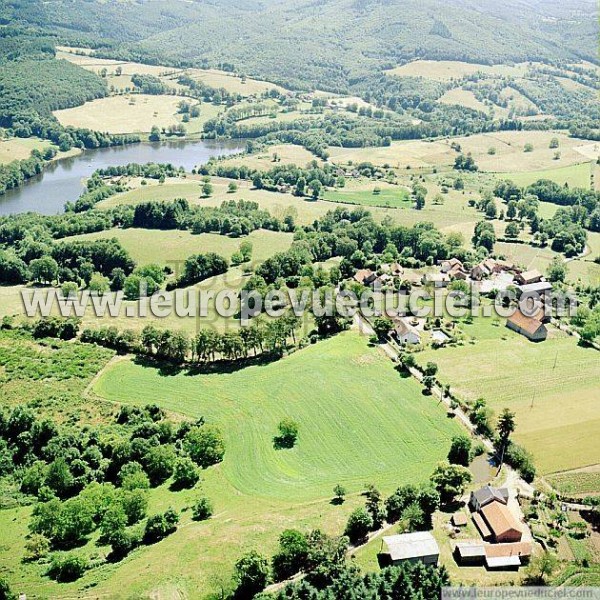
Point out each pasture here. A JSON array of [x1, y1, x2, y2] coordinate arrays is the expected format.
[[53, 94, 184, 134], [94, 331, 461, 500], [57, 48, 284, 97], [385, 60, 529, 81], [439, 88, 492, 115], [66, 228, 293, 267], [0, 137, 53, 164], [416, 323, 600, 475], [322, 184, 411, 208], [501, 162, 593, 189], [443, 131, 592, 173], [220, 143, 322, 170]]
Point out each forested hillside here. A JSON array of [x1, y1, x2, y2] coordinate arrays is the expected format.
[[1, 0, 597, 91]]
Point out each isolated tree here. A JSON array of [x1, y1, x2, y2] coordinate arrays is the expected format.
[[447, 434, 472, 467], [506, 200, 518, 220], [192, 496, 213, 521], [333, 484, 346, 504], [496, 408, 516, 466], [424, 362, 438, 377], [372, 317, 393, 340], [504, 222, 520, 238], [89, 272, 110, 294], [274, 419, 299, 449], [202, 182, 214, 197], [308, 179, 322, 200], [344, 507, 373, 544]]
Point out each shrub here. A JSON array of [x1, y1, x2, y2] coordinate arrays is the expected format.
[[273, 419, 299, 449], [47, 554, 88, 582], [143, 509, 179, 544], [191, 497, 213, 521], [171, 457, 200, 490]]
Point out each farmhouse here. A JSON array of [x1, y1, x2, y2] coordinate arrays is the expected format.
[[381, 262, 404, 276], [354, 269, 378, 286], [518, 281, 553, 300], [515, 269, 543, 285], [469, 485, 509, 512], [454, 541, 532, 568], [480, 501, 522, 543], [440, 258, 463, 273], [422, 272, 450, 287], [381, 532, 440, 566], [506, 310, 548, 342], [393, 319, 421, 345]]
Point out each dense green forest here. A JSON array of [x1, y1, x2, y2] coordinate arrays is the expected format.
[[1, 0, 597, 92]]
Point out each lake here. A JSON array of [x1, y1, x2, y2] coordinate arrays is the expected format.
[[0, 139, 244, 216]]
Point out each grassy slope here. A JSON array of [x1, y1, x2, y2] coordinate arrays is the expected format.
[[1, 331, 462, 599], [94, 332, 461, 500], [66, 228, 293, 267]]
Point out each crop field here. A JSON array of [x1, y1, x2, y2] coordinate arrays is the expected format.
[[53, 94, 184, 134], [385, 60, 529, 81], [545, 469, 600, 497], [66, 228, 293, 267], [417, 323, 600, 475], [494, 241, 559, 274]]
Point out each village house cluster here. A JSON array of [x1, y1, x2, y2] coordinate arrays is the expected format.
[[353, 256, 554, 343]]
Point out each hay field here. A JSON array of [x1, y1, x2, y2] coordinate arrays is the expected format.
[[220, 144, 322, 169], [439, 88, 491, 114], [417, 324, 600, 475], [386, 60, 529, 80], [53, 94, 183, 134], [0, 137, 53, 164]]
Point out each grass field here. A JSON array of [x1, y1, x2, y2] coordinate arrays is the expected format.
[[416, 322, 600, 475], [501, 162, 593, 189], [385, 60, 529, 81], [66, 228, 293, 267], [53, 94, 184, 134], [36, 331, 466, 598], [439, 88, 491, 115], [0, 137, 53, 164], [322, 185, 411, 208], [94, 332, 461, 499]]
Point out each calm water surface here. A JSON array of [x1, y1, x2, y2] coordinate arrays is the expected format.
[[0, 139, 243, 216]]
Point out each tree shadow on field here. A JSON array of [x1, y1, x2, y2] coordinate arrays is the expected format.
[[132, 351, 284, 377]]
